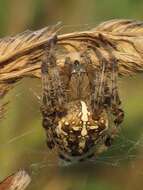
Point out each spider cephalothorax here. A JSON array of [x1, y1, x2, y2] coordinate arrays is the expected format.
[[40, 36, 124, 164]]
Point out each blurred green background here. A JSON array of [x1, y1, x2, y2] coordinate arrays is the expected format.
[[1, 0, 143, 189]]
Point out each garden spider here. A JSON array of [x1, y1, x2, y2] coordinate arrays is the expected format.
[[40, 35, 124, 165], [0, 19, 143, 166]]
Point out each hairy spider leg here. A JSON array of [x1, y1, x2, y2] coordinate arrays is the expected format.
[[41, 47, 67, 149], [109, 57, 124, 126]]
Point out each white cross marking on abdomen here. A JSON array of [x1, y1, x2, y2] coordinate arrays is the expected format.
[[80, 101, 89, 122], [80, 101, 90, 136]]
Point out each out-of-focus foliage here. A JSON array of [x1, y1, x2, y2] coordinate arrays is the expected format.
[[1, 0, 143, 190]]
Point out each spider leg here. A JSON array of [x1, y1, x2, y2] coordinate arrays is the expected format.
[[91, 55, 108, 119], [91, 56, 120, 150], [108, 57, 124, 126], [83, 36, 124, 151], [98, 56, 124, 127], [41, 49, 67, 149], [97, 34, 124, 127]]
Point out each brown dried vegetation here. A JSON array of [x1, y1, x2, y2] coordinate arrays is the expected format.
[[0, 170, 31, 190]]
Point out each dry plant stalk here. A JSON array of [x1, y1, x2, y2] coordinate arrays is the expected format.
[[1, 19, 143, 118], [0, 170, 31, 190]]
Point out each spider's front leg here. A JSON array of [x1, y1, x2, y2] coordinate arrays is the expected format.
[[41, 50, 67, 149], [91, 56, 108, 119], [91, 54, 124, 149], [109, 57, 124, 127], [101, 57, 124, 148]]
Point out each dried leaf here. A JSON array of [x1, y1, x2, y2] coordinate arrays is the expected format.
[[0, 170, 31, 190], [94, 19, 143, 34]]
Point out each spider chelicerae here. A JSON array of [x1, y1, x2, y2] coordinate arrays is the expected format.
[[40, 36, 124, 165]]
